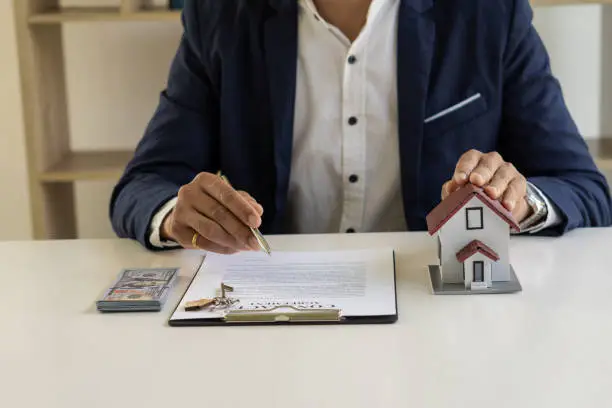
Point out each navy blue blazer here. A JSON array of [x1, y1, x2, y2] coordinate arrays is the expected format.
[[110, 0, 612, 249]]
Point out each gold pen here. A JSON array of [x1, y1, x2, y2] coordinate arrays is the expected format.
[[217, 171, 271, 256]]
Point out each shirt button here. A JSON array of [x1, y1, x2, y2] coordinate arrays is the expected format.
[[346, 228, 356, 233], [348, 55, 357, 64], [348, 116, 358, 126], [349, 174, 358, 183]]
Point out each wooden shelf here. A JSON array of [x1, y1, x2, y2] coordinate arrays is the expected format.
[[29, 7, 181, 24], [586, 139, 612, 171], [39, 150, 133, 182], [26, 1, 612, 24]]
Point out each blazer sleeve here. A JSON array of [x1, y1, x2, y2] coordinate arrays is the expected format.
[[109, 0, 220, 249], [498, 0, 612, 235]]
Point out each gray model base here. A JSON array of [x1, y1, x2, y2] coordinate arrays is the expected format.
[[428, 264, 522, 295]]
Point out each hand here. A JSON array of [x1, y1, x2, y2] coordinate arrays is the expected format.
[[161, 172, 264, 254], [441, 150, 532, 223]]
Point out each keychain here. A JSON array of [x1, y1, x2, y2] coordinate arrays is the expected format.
[[184, 283, 239, 311]]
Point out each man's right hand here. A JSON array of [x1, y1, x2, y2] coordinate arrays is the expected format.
[[160, 172, 264, 254]]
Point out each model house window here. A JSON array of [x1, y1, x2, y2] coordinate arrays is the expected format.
[[465, 207, 483, 230]]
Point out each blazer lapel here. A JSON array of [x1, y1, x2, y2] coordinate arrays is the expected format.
[[397, 0, 435, 229], [264, 2, 299, 232]]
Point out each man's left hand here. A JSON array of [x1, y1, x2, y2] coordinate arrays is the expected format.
[[441, 150, 532, 223]]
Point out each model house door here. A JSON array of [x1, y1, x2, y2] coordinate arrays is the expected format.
[[473, 261, 484, 282]]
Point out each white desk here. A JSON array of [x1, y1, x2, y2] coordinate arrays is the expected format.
[[1, 230, 611, 408]]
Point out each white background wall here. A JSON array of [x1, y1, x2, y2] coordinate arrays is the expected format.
[[533, 5, 603, 138], [0, 2, 610, 240]]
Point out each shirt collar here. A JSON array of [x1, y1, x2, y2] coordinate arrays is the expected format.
[[299, 0, 392, 28]]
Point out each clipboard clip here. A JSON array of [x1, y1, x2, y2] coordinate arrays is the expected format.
[[184, 285, 343, 323], [223, 301, 343, 323]]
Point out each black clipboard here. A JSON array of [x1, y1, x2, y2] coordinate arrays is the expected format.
[[167, 251, 398, 327]]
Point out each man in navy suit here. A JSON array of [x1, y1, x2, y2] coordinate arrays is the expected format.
[[110, 0, 612, 253]]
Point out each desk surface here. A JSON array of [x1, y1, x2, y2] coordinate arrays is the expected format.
[[1, 230, 611, 408]]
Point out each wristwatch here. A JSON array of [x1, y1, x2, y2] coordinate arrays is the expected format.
[[519, 183, 548, 231]]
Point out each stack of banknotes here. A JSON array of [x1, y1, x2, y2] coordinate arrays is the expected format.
[[96, 268, 178, 312]]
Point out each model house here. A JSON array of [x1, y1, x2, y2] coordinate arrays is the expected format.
[[426, 183, 522, 294]]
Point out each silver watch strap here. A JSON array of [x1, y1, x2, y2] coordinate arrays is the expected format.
[[518, 184, 547, 231]]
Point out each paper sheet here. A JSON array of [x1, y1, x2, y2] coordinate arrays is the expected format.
[[170, 249, 396, 321]]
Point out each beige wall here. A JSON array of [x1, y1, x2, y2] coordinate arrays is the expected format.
[[534, 5, 603, 138], [0, 2, 610, 240], [0, 0, 32, 240]]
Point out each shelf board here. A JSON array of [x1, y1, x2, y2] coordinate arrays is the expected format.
[[39, 150, 133, 182], [29, 7, 181, 24], [586, 139, 612, 172]]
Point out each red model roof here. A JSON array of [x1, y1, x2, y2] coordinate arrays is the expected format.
[[426, 183, 520, 235], [456, 240, 500, 262]]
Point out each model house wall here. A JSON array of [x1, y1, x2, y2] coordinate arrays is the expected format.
[[438, 196, 510, 283]]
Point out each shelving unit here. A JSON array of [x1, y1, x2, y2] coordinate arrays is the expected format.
[[13, 0, 181, 240], [13, 0, 612, 240]]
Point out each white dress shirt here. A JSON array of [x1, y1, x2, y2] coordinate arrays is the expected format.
[[287, 0, 405, 234], [148, 0, 559, 247]]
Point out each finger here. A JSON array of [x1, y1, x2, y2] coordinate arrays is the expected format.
[[441, 180, 451, 199], [484, 163, 517, 200], [196, 173, 262, 228], [441, 180, 459, 199], [190, 194, 259, 251], [447, 179, 463, 196], [172, 197, 245, 250], [469, 152, 504, 186], [453, 150, 482, 184], [237, 191, 264, 216], [193, 235, 240, 255], [501, 176, 527, 212], [166, 222, 238, 254], [184, 209, 250, 251]]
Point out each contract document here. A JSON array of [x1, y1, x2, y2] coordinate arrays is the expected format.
[[169, 249, 397, 326]]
